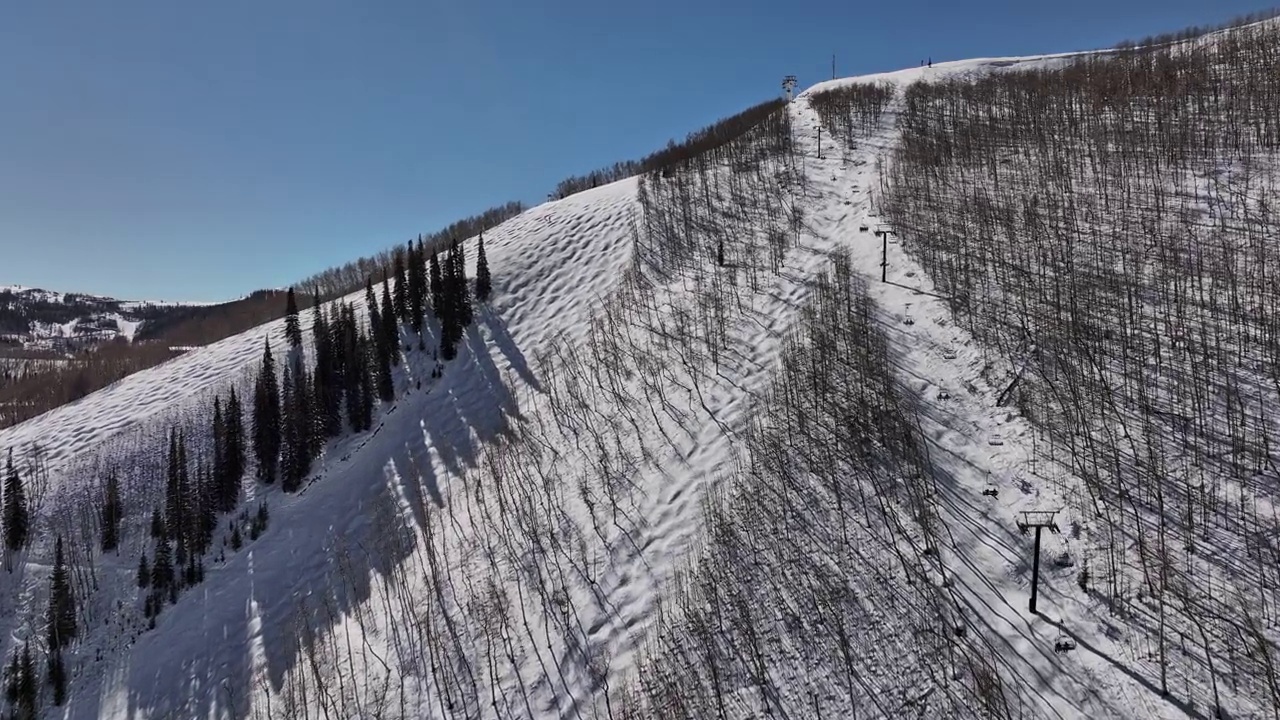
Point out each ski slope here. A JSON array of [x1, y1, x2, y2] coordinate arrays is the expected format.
[[0, 46, 1271, 720]]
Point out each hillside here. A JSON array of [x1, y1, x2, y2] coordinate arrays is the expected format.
[[1, 15, 1279, 720], [0, 286, 194, 352]]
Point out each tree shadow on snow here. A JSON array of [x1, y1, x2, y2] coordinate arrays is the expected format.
[[478, 304, 539, 391], [109, 315, 535, 719]]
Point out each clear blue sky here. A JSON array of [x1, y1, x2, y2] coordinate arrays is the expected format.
[[1, 0, 1270, 302]]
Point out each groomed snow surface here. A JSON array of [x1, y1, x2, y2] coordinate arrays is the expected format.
[[0, 50, 1265, 719]]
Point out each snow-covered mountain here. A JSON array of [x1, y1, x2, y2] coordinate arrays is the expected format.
[[2, 16, 1279, 720], [0, 285, 197, 353]]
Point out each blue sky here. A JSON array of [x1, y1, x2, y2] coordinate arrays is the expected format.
[[0, 0, 1269, 301]]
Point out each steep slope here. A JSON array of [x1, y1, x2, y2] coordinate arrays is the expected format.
[[2, 27, 1277, 720], [0, 180, 641, 719]]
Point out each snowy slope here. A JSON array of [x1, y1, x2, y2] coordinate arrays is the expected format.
[[1, 41, 1274, 720]]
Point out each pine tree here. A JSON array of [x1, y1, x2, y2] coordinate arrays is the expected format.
[[101, 469, 122, 552], [137, 553, 150, 588], [195, 461, 216, 553], [453, 239, 473, 328], [329, 303, 349, 422], [438, 239, 473, 361], [374, 332, 394, 403], [224, 388, 245, 510], [153, 530, 173, 593], [211, 396, 225, 508], [16, 642, 35, 720], [47, 536, 76, 651], [429, 251, 444, 320], [359, 331, 376, 427], [365, 276, 381, 333], [393, 248, 409, 323], [176, 430, 192, 561], [165, 429, 189, 559], [475, 232, 492, 301], [342, 306, 365, 431], [408, 238, 427, 336], [47, 649, 66, 707], [3, 450, 29, 556], [280, 355, 313, 493], [293, 355, 313, 480], [279, 364, 297, 492], [312, 294, 341, 440], [284, 287, 302, 348], [252, 340, 281, 484], [380, 273, 399, 366], [364, 280, 392, 402], [439, 244, 459, 361]]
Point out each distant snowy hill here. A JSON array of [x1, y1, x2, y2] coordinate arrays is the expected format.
[[0, 285, 199, 353]]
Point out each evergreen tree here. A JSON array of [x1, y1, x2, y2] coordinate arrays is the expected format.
[[429, 251, 444, 320], [224, 388, 245, 511], [310, 295, 329, 444], [438, 239, 473, 360], [375, 309, 395, 401], [16, 642, 35, 720], [393, 248, 409, 323], [293, 356, 313, 479], [279, 364, 297, 492], [329, 303, 349, 420], [195, 461, 216, 553], [439, 245, 459, 361], [46, 536, 76, 651], [312, 294, 341, 440], [2, 450, 29, 555], [48, 650, 66, 707], [153, 529, 173, 593], [101, 469, 122, 552], [137, 553, 150, 588], [358, 331, 376, 427], [211, 396, 225, 508], [341, 306, 364, 431], [453, 239, 473, 328], [408, 239, 427, 335], [475, 232, 492, 301], [284, 287, 302, 349], [380, 273, 400, 366], [252, 340, 281, 485], [165, 429, 188, 558], [364, 276, 381, 334], [280, 356, 313, 493]]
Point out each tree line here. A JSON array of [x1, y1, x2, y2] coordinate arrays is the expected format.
[[0, 234, 492, 718], [549, 98, 787, 201], [296, 203, 519, 301]]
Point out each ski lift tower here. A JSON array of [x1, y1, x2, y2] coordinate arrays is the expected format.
[[1016, 509, 1061, 614], [783, 75, 797, 102]]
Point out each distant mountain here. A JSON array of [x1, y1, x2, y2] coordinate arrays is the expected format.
[[0, 284, 199, 354]]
